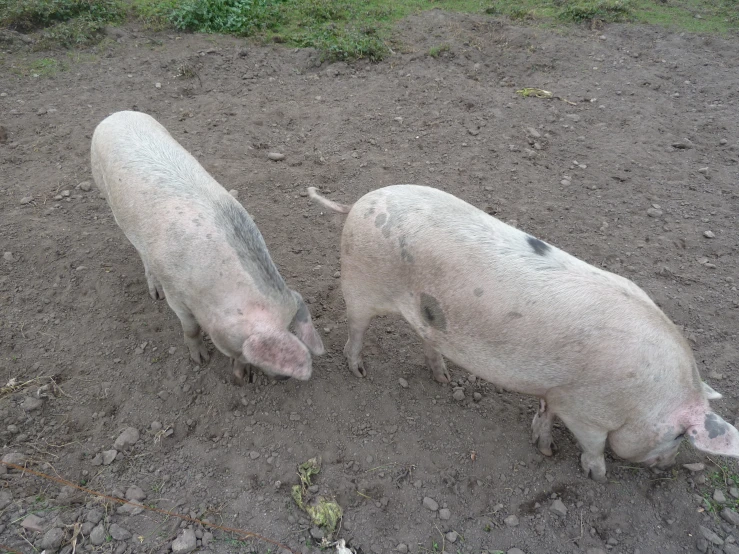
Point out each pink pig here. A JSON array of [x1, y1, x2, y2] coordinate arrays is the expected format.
[[91, 111, 323, 383], [308, 184, 738, 481]]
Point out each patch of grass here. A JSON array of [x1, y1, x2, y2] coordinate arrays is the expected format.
[[558, 0, 633, 23], [428, 42, 451, 57], [28, 56, 65, 75], [168, 0, 285, 35]]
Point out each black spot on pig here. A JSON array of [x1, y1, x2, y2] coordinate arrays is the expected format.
[[705, 413, 728, 439], [399, 236, 414, 263], [474, 288, 484, 297], [375, 213, 387, 228], [363, 207, 375, 218], [192, 218, 201, 227], [420, 293, 447, 332], [292, 297, 310, 324], [506, 311, 523, 320], [214, 198, 288, 298], [526, 235, 550, 256]]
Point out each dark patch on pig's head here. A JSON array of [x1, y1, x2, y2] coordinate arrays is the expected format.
[[506, 311, 523, 320], [473, 288, 484, 297], [292, 296, 310, 324], [420, 293, 447, 332], [215, 198, 288, 298], [705, 412, 728, 439], [375, 213, 387, 228], [526, 235, 550, 256], [363, 207, 375, 218]]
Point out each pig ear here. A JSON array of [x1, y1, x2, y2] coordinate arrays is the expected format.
[[242, 328, 313, 381], [686, 412, 739, 458], [290, 291, 325, 356], [702, 382, 723, 400]]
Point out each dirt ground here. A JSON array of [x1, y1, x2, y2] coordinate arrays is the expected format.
[[1, 10, 739, 554]]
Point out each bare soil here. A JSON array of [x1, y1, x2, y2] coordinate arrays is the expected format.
[[1, 10, 739, 554]]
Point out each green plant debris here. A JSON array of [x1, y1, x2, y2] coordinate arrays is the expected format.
[[291, 457, 343, 539]]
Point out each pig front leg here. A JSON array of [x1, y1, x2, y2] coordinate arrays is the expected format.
[[168, 300, 210, 364], [137, 251, 165, 300], [531, 399, 555, 457], [560, 415, 608, 482], [423, 341, 450, 383], [231, 358, 255, 386]]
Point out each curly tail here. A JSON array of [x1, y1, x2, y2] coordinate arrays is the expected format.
[[306, 187, 352, 214]]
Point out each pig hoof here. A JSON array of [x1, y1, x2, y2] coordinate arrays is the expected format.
[[581, 453, 607, 482], [348, 360, 367, 378], [433, 370, 451, 384], [188, 343, 210, 364]]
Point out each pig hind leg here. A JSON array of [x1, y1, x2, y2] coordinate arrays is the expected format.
[[231, 358, 256, 386], [344, 305, 373, 378], [558, 414, 608, 482], [531, 398, 555, 456], [423, 341, 450, 383], [168, 299, 210, 364], [137, 250, 165, 300]]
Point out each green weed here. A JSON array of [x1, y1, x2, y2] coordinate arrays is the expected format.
[[428, 43, 451, 57], [558, 0, 633, 23], [168, 0, 285, 35]]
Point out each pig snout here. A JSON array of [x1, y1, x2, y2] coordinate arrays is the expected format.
[[242, 325, 313, 381]]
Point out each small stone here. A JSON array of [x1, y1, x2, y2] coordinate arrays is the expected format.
[[698, 167, 709, 174], [21, 514, 45, 533], [508, 549, 526, 554], [267, 152, 285, 161], [37, 108, 47, 116], [228, 189, 239, 198], [90, 453, 103, 466], [704, 230, 715, 238], [3, 252, 14, 262], [439, 508, 451, 520], [730, 487, 739, 499], [114, 427, 139, 450], [90, 523, 107, 545], [453, 389, 465, 401], [310, 527, 324, 540], [41, 527, 65, 551], [550, 499, 568, 517], [714, 489, 727, 503], [473, 392, 482, 402], [126, 485, 146, 501], [151, 421, 163, 432], [696, 538, 708, 553], [250, 451, 260, 459], [102, 449, 118, 465], [399, 378, 409, 388], [683, 462, 705, 472], [647, 207, 663, 217], [155, 82, 162, 88], [699, 525, 724, 545], [0, 489, 12, 510], [672, 139, 693, 149], [720, 138, 728, 145], [560, 179, 571, 186], [86, 509, 104, 524], [422, 497, 439, 511], [109, 523, 131, 541], [172, 528, 197, 554], [333, 271, 341, 278], [21, 396, 43, 411], [396, 544, 409, 553], [445, 531, 458, 543], [526, 127, 541, 138], [725, 544, 739, 554], [20, 196, 33, 204], [721, 508, 739, 526], [504, 514, 519, 527]]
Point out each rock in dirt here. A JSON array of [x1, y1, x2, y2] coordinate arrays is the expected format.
[[21, 396, 43, 411], [422, 497, 439, 511], [699, 525, 724, 545], [453, 389, 465, 401], [714, 489, 727, 503], [550, 499, 567, 517], [102, 449, 118, 465], [90, 523, 107, 545], [20, 196, 33, 204], [126, 485, 147, 501], [310, 526, 324, 540], [3, 251, 14, 262], [721, 508, 739, 526], [228, 189, 239, 198], [504, 514, 519, 527], [114, 426, 139, 450], [724, 544, 739, 554], [730, 487, 739, 499], [704, 230, 716, 238], [683, 462, 705, 472], [396, 544, 408, 553], [0, 489, 12, 510], [109, 523, 131, 541], [647, 207, 663, 218], [172, 528, 197, 554], [672, 139, 693, 149], [399, 378, 409, 388], [77, 181, 92, 191], [439, 508, 451, 520], [86, 509, 104, 524], [41, 527, 65, 551], [267, 152, 285, 161], [21, 514, 45, 533]]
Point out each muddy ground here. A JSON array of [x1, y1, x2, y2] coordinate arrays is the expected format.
[[1, 10, 739, 554]]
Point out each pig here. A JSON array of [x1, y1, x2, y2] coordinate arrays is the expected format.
[[307, 184, 739, 481], [91, 110, 324, 383]]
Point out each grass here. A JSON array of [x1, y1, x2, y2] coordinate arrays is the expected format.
[[0, 0, 737, 57]]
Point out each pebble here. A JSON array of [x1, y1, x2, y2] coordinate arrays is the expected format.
[[439, 508, 451, 520], [41, 527, 65, 550], [720, 138, 728, 145], [445, 531, 458, 543], [704, 230, 715, 238], [452, 389, 465, 401], [560, 178, 571, 186], [422, 497, 439, 511], [126, 485, 147, 501], [721, 508, 739, 526], [267, 152, 285, 161], [504, 514, 519, 527], [310, 527, 324, 540], [683, 462, 705, 472], [86, 509, 104, 524], [20, 196, 33, 204], [473, 392, 482, 402], [714, 489, 727, 503], [109, 523, 131, 540], [3, 252, 14, 262], [21, 396, 43, 411], [672, 139, 693, 149], [508, 549, 526, 554], [172, 528, 197, 554], [699, 525, 724, 545], [333, 271, 341, 278], [725, 544, 739, 554], [228, 189, 239, 198], [21, 514, 45, 533], [250, 451, 260, 459], [90, 523, 107, 545], [155, 82, 161, 88], [102, 449, 118, 465], [0, 490, 12, 510], [399, 378, 409, 388], [114, 427, 140, 450], [730, 487, 739, 499], [151, 421, 163, 432], [396, 544, 408, 553], [526, 127, 541, 139], [550, 499, 568, 517], [646, 207, 663, 218]]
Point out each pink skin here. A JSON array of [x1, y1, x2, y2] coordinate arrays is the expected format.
[[308, 185, 739, 481]]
